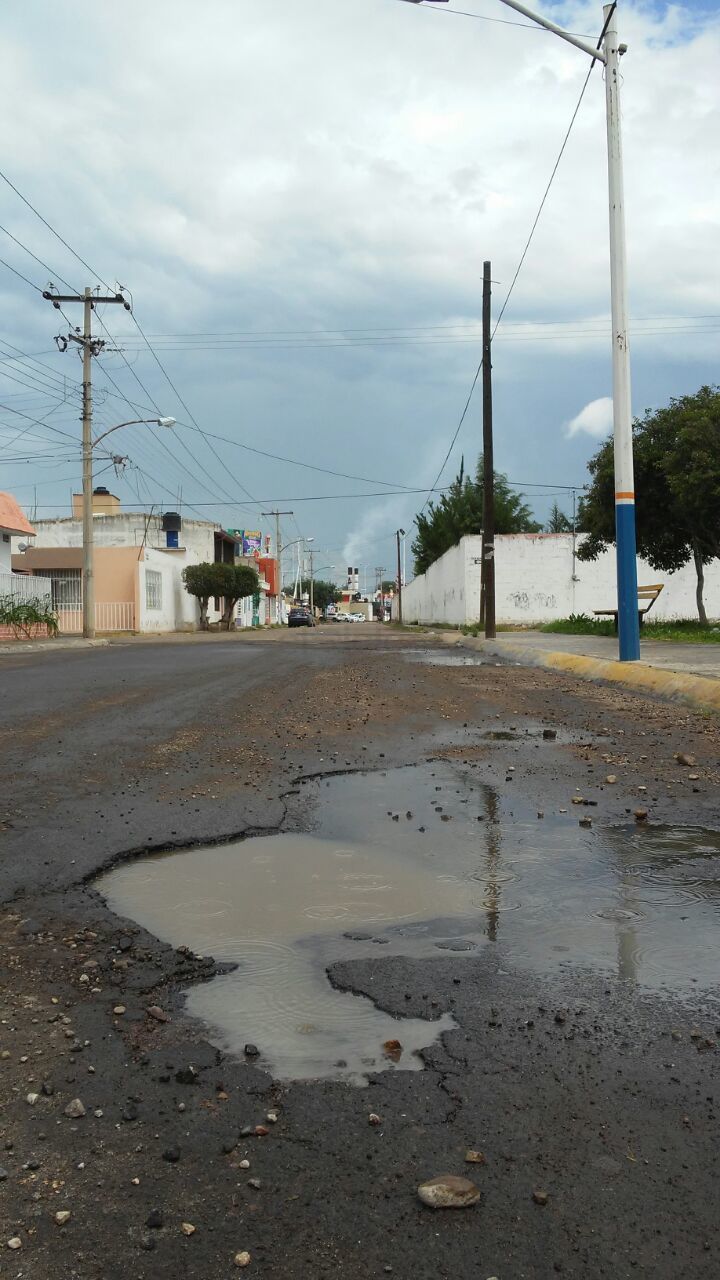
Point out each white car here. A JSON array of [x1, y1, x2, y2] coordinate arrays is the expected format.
[[349, 612, 366, 622]]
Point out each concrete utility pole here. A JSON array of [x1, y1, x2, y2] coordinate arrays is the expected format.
[[308, 549, 315, 616], [396, 529, 405, 624], [374, 566, 386, 621], [481, 260, 496, 640], [262, 509, 293, 624], [44, 286, 130, 639]]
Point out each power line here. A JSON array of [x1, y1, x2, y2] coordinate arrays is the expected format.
[[0, 167, 112, 290], [0, 255, 42, 292]]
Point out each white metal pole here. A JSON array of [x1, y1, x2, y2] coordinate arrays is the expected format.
[[603, 3, 639, 660]]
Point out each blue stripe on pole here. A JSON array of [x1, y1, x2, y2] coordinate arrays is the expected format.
[[615, 501, 641, 661]]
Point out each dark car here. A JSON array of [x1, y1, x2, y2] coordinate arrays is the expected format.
[[288, 607, 315, 628]]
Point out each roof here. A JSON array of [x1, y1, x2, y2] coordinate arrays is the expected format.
[[0, 492, 35, 537]]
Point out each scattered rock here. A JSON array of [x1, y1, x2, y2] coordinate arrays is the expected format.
[[266, 1111, 278, 1124], [579, 817, 592, 828], [543, 729, 557, 740], [181, 1222, 196, 1236], [464, 1150, 486, 1165], [7, 1237, 22, 1250], [675, 752, 696, 767], [533, 1189, 550, 1206], [146, 1209, 164, 1229], [54, 1211, 71, 1226], [254, 1125, 269, 1137], [139, 1235, 156, 1251], [113, 1005, 126, 1016], [162, 1147, 181, 1163], [368, 1113, 382, 1127], [26, 1092, 40, 1105], [248, 1177, 262, 1190], [244, 1044, 259, 1058], [147, 1005, 170, 1023], [122, 1103, 139, 1123], [634, 808, 648, 822], [64, 1098, 86, 1119], [571, 796, 584, 805], [383, 1039, 402, 1061], [417, 1175, 481, 1210], [234, 1252, 252, 1268], [239, 1159, 250, 1169], [605, 775, 617, 784], [175, 1066, 198, 1085]]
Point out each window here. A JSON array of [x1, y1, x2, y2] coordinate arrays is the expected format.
[[146, 570, 163, 611]]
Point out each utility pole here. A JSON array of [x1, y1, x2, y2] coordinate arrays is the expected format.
[[481, 260, 496, 640], [374, 566, 385, 621], [395, 529, 405, 624], [44, 286, 130, 639], [308, 549, 315, 616], [262, 509, 293, 625]]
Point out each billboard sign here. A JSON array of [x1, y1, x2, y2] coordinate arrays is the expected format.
[[242, 530, 262, 558]]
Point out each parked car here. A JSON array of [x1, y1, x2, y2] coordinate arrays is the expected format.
[[288, 607, 315, 628], [349, 612, 366, 622]]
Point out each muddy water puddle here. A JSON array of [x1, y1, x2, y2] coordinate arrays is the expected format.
[[98, 762, 720, 1084]]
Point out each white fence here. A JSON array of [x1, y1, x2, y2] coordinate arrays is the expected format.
[[58, 602, 136, 633], [0, 571, 52, 604]]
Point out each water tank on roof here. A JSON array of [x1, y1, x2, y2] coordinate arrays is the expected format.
[[162, 511, 182, 532], [93, 486, 110, 496]]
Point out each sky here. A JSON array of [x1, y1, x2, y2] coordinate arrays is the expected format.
[[0, 0, 718, 584]]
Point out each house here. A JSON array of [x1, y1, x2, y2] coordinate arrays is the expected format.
[[0, 491, 35, 574], [11, 489, 272, 633]]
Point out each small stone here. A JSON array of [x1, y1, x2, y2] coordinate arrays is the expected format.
[[234, 1252, 251, 1268], [533, 1189, 550, 1205], [26, 1092, 40, 1105], [247, 1177, 261, 1190], [675, 752, 696, 767], [139, 1235, 156, 1251], [244, 1044, 259, 1058], [181, 1222, 195, 1236], [147, 1005, 170, 1023], [0, 1168, 8, 1181], [605, 775, 617, 784], [579, 817, 592, 828], [79, 974, 90, 985], [383, 1039, 402, 1062], [464, 1150, 486, 1164], [537, 811, 544, 819], [162, 1147, 181, 1163], [239, 1159, 250, 1169], [688, 773, 700, 781], [145, 1209, 164, 1229], [175, 1066, 198, 1085], [117, 935, 133, 952], [131, 1177, 140, 1185], [571, 796, 584, 805], [93, 1108, 104, 1118], [64, 1098, 86, 1119], [368, 1113, 382, 1126], [543, 729, 557, 740], [113, 1005, 126, 1016], [122, 1103, 139, 1122], [254, 1125, 269, 1137], [634, 808, 648, 822], [7, 1237, 22, 1250], [266, 1111, 278, 1123], [54, 1211, 71, 1226], [417, 1175, 481, 1209]]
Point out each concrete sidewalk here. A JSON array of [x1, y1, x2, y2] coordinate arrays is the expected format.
[[447, 629, 720, 713], [486, 630, 720, 680]]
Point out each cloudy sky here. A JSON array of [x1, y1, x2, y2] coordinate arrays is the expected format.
[[1, 0, 718, 583]]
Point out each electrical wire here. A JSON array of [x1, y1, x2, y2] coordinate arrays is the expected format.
[[0, 167, 112, 291], [0, 255, 42, 292]]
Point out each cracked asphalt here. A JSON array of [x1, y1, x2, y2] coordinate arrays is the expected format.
[[1, 626, 719, 1278]]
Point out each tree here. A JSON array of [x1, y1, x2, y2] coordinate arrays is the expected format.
[[381, 580, 396, 594], [182, 562, 259, 630], [412, 455, 541, 576], [182, 562, 228, 630], [220, 564, 260, 629], [577, 385, 720, 623], [546, 502, 572, 533], [312, 580, 342, 613]]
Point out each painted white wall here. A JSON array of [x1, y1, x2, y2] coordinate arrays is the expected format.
[[401, 534, 718, 626], [23, 513, 217, 561], [0, 532, 11, 573]]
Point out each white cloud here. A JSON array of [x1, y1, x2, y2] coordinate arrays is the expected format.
[[566, 396, 614, 439]]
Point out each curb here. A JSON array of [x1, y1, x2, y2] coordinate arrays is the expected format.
[[0, 638, 110, 656], [449, 634, 720, 714]]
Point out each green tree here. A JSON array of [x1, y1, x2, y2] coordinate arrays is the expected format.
[[577, 385, 720, 623], [182, 562, 259, 630], [182, 562, 229, 630], [412, 456, 541, 575], [546, 501, 572, 533], [220, 564, 260, 629], [312, 580, 342, 613]]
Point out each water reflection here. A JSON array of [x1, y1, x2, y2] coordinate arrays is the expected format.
[[97, 763, 720, 1085]]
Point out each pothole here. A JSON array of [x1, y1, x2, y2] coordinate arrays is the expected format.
[[97, 761, 720, 1084]]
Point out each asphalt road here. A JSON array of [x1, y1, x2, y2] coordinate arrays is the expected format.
[[2, 629, 720, 1279]]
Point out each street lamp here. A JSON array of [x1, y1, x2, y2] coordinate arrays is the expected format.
[[396, 528, 406, 624], [276, 535, 313, 623], [82, 416, 176, 638], [406, 0, 640, 661]]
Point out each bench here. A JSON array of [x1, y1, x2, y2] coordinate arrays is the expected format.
[[594, 583, 664, 632]]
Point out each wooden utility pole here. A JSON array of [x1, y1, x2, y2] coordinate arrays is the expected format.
[[262, 509, 293, 624], [395, 529, 404, 624], [44, 287, 130, 638], [481, 260, 496, 639]]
